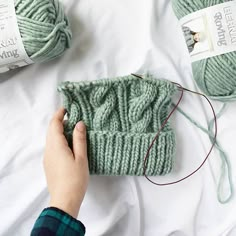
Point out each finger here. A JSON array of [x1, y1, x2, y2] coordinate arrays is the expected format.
[[73, 121, 88, 162], [49, 108, 66, 134], [53, 108, 66, 122]]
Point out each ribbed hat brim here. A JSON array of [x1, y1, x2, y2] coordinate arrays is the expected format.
[[87, 130, 175, 176]]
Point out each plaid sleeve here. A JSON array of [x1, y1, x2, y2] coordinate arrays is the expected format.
[[31, 207, 85, 236]]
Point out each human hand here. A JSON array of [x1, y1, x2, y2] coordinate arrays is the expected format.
[[43, 108, 89, 218]]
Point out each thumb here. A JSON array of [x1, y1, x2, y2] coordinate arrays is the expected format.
[[73, 121, 88, 164]]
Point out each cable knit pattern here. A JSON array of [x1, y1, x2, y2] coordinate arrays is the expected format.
[[90, 86, 120, 131], [58, 74, 177, 176]]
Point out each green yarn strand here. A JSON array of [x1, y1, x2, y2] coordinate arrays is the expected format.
[[14, 0, 72, 62], [208, 104, 233, 203], [176, 104, 233, 203]]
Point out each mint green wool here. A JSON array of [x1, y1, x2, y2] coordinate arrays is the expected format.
[[15, 0, 72, 62], [172, 0, 236, 102], [58, 75, 177, 176]]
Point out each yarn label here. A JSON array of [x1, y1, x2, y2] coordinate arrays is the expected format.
[[0, 0, 33, 73], [179, 1, 236, 62]]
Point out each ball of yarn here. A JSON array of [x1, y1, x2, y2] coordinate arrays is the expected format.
[[172, 0, 236, 101], [14, 0, 72, 62]]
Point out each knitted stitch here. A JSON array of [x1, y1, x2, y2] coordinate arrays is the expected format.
[[58, 75, 177, 176]]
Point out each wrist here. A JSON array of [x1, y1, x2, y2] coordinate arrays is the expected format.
[[49, 198, 81, 219]]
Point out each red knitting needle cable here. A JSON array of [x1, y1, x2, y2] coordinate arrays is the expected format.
[[143, 82, 217, 186]]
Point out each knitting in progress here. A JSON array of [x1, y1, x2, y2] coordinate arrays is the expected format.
[[58, 74, 177, 176], [15, 0, 72, 62], [172, 0, 236, 101]]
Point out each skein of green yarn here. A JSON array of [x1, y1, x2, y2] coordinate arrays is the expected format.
[[14, 0, 72, 62], [172, 0, 236, 102]]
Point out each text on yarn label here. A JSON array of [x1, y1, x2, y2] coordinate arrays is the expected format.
[[0, 0, 33, 73], [179, 1, 236, 62]]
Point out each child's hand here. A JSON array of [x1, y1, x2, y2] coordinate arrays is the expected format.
[[43, 108, 89, 218]]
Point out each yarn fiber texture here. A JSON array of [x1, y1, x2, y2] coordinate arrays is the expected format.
[[172, 0, 236, 101], [58, 75, 177, 176], [15, 0, 72, 62]]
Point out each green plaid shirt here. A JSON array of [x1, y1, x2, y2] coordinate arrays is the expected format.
[[31, 207, 85, 236]]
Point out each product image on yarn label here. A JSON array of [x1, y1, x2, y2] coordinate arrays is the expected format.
[[180, 1, 236, 62], [0, 0, 33, 73]]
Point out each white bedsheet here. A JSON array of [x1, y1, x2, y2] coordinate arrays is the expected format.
[[0, 0, 236, 235]]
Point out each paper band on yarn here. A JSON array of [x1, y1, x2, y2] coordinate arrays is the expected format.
[[0, 0, 33, 73], [179, 1, 236, 63]]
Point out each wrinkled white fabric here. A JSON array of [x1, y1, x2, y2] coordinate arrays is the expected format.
[[0, 0, 235, 235]]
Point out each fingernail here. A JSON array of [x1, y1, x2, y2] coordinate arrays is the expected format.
[[76, 121, 86, 132]]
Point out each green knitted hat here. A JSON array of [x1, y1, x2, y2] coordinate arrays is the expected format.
[[58, 74, 177, 176]]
